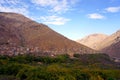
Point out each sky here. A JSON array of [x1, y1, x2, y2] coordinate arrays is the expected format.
[[0, 0, 120, 40]]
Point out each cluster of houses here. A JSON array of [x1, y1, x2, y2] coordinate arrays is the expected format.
[[0, 43, 64, 57], [0, 44, 41, 56], [0, 41, 84, 57]]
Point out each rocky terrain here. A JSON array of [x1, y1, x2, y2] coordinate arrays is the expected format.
[[0, 12, 96, 56]]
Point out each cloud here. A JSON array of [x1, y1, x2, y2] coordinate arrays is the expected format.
[[40, 15, 70, 25], [31, 0, 78, 14], [87, 13, 105, 19], [105, 6, 120, 13], [0, 0, 29, 16], [0, 6, 28, 16], [31, 0, 57, 7], [50, 0, 68, 13], [0, 0, 20, 5]]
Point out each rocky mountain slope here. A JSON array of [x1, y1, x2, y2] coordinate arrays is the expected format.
[[97, 30, 120, 58], [77, 30, 120, 58], [0, 12, 96, 56], [77, 34, 108, 49]]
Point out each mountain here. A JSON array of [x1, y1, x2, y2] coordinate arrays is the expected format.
[[77, 30, 120, 58], [96, 30, 120, 58], [0, 12, 96, 56], [76, 34, 108, 49]]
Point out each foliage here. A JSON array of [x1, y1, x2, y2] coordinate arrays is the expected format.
[[0, 54, 120, 80]]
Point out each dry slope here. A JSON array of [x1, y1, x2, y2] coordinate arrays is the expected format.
[[77, 34, 108, 49], [77, 30, 120, 58], [97, 30, 120, 58], [0, 12, 96, 56]]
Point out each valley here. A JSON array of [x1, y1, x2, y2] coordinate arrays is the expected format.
[[0, 12, 120, 80]]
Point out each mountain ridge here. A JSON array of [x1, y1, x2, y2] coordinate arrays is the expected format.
[[0, 12, 96, 56], [77, 33, 108, 49], [77, 30, 120, 58], [98, 30, 120, 58]]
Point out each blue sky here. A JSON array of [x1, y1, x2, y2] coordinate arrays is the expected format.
[[0, 0, 120, 40]]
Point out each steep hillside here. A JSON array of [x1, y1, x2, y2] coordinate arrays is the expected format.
[[77, 30, 120, 58], [77, 34, 108, 49], [101, 41, 120, 58], [96, 30, 120, 50], [97, 30, 120, 58], [0, 12, 96, 56]]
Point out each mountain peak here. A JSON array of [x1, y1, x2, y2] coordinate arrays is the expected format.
[[0, 12, 30, 22], [77, 33, 108, 49]]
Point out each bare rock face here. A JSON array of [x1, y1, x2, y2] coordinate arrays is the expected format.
[[0, 12, 96, 56], [77, 34, 108, 49]]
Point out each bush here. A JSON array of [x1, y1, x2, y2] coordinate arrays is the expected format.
[[0, 75, 18, 80], [0, 54, 120, 80]]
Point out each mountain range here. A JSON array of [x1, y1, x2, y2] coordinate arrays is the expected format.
[[0, 12, 120, 58], [77, 30, 120, 58], [0, 12, 95, 56]]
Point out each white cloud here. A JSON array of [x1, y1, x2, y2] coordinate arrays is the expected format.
[[105, 6, 120, 13], [4, 0, 20, 5], [0, 0, 29, 16], [51, 0, 68, 13], [0, 6, 28, 16], [87, 13, 105, 19], [31, 0, 57, 7], [31, 0, 78, 14], [40, 15, 70, 25]]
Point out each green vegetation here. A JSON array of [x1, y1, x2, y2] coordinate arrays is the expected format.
[[0, 54, 120, 80]]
